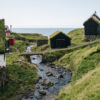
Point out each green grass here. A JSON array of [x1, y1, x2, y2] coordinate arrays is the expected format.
[[0, 55, 39, 100], [0, 53, 39, 100], [43, 39, 100, 62], [7, 32, 48, 42], [31, 44, 50, 53], [55, 66, 100, 100], [54, 44, 100, 80], [67, 28, 84, 45], [9, 40, 29, 53], [7, 32, 48, 53]]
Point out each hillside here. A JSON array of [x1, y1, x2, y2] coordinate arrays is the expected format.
[[67, 28, 84, 45], [7, 32, 48, 42], [43, 28, 100, 100]]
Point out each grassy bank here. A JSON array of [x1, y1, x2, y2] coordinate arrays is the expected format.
[[0, 33, 47, 100], [43, 28, 100, 100], [7, 32, 48, 53], [7, 32, 48, 42], [31, 44, 50, 53], [0, 55, 39, 100], [67, 28, 84, 45]]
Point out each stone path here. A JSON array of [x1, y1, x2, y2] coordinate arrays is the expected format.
[[0, 54, 6, 67]]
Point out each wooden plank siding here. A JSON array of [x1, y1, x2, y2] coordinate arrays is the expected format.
[[50, 31, 71, 49]]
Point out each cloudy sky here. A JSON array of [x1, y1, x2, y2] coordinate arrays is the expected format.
[[0, 0, 100, 28]]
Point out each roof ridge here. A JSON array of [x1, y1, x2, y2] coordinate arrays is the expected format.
[[93, 13, 100, 20], [50, 30, 69, 39], [83, 15, 100, 25]]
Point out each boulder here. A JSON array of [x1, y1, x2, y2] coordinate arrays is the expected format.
[[44, 80, 54, 86], [39, 90, 46, 95], [38, 76, 42, 79], [39, 80, 44, 85], [40, 69, 43, 71], [46, 70, 53, 76], [43, 86, 49, 89], [35, 85, 40, 89], [56, 74, 63, 79]]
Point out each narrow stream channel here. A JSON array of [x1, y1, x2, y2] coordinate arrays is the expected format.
[[22, 45, 72, 100]]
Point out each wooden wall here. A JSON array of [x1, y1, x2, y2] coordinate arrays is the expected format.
[[84, 19, 98, 35], [37, 40, 48, 47], [50, 33, 71, 49]]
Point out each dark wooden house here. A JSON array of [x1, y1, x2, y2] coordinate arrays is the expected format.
[[83, 13, 100, 41], [37, 40, 48, 47], [50, 31, 71, 48]]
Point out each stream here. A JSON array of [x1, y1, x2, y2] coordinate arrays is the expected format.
[[22, 45, 72, 100]]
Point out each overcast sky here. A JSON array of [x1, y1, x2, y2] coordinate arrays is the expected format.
[[0, 0, 100, 28]]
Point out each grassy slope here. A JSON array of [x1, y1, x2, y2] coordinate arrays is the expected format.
[[7, 32, 48, 42], [0, 56, 39, 100], [0, 33, 46, 100], [7, 32, 48, 53], [67, 28, 84, 45], [56, 66, 100, 100], [43, 28, 100, 100], [31, 44, 50, 53]]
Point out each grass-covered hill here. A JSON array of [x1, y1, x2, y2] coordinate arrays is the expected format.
[[7, 32, 48, 42], [6, 32, 48, 53], [67, 28, 84, 45], [43, 28, 100, 100]]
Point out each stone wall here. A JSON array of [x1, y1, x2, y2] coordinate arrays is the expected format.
[[85, 35, 100, 41], [0, 67, 8, 88], [37, 40, 48, 47]]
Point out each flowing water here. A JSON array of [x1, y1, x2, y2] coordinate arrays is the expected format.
[[22, 45, 72, 100]]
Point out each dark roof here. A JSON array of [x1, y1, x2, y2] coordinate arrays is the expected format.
[[83, 14, 100, 25], [50, 31, 70, 39]]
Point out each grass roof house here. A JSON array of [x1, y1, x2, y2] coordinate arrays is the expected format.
[[50, 31, 71, 49], [83, 12, 100, 41]]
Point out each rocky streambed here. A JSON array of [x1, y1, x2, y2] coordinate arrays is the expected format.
[[22, 45, 72, 100]]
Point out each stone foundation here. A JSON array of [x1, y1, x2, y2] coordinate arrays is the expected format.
[[85, 35, 100, 41]]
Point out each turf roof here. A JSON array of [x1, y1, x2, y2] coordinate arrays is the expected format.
[[84, 15, 100, 25], [50, 31, 69, 39]]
